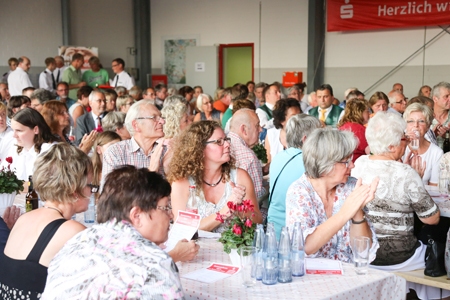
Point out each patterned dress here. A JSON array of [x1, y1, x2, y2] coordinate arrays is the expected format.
[[286, 174, 379, 263], [41, 219, 184, 300]]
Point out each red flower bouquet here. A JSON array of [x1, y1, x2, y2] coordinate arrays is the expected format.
[[0, 157, 24, 194], [216, 199, 256, 254]]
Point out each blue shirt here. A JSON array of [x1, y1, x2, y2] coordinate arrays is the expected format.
[[267, 147, 304, 239]]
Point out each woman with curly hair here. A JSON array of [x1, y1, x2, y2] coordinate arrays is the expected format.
[[338, 98, 370, 162], [264, 98, 301, 164], [168, 120, 263, 232]]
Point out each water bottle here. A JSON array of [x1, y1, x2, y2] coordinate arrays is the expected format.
[[252, 224, 264, 280], [291, 221, 305, 277], [277, 226, 292, 283], [84, 194, 96, 223], [262, 222, 278, 285]]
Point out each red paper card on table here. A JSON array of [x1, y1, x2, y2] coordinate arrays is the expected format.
[[305, 258, 343, 275]]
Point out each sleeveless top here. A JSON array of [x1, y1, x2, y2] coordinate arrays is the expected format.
[[200, 109, 221, 122], [0, 218, 67, 300], [188, 169, 237, 233], [68, 102, 84, 119]]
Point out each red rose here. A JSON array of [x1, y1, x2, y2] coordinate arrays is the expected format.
[[227, 201, 235, 210], [244, 218, 252, 228], [232, 224, 242, 235], [237, 204, 245, 212], [5, 157, 12, 164]]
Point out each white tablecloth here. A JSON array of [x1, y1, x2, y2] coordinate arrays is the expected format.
[[178, 239, 406, 300]]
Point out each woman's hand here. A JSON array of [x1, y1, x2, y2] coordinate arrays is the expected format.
[[3, 205, 21, 230], [341, 178, 379, 220], [79, 130, 98, 154], [228, 181, 246, 205], [404, 152, 426, 178], [168, 239, 200, 262]]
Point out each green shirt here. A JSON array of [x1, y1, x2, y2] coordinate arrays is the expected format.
[[62, 65, 83, 100], [82, 69, 109, 88]]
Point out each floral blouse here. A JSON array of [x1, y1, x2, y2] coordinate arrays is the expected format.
[[286, 174, 379, 263], [41, 219, 184, 300]]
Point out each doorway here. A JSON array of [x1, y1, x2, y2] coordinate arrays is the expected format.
[[219, 43, 254, 87]]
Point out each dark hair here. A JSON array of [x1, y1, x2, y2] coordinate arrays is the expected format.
[[273, 98, 301, 129], [8, 96, 30, 118], [97, 166, 171, 223], [30, 89, 53, 104], [346, 90, 364, 100], [294, 82, 307, 92], [155, 83, 167, 92], [408, 96, 434, 108], [12, 108, 58, 154], [178, 86, 194, 97], [77, 86, 94, 100], [56, 81, 69, 89], [262, 84, 277, 100], [72, 53, 84, 62], [22, 87, 36, 94], [246, 81, 255, 86], [316, 84, 334, 96], [45, 57, 56, 66], [112, 58, 125, 68]]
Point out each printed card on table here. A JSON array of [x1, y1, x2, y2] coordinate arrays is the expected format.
[[305, 258, 343, 275], [164, 211, 201, 252], [181, 263, 240, 283]]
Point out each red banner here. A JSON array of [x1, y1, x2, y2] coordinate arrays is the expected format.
[[327, 0, 450, 32]]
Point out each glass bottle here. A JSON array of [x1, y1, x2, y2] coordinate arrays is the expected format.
[[84, 193, 96, 223], [25, 176, 39, 212], [252, 224, 264, 280], [444, 132, 450, 153], [186, 185, 199, 240], [277, 226, 292, 283], [262, 222, 278, 285], [291, 221, 305, 276]]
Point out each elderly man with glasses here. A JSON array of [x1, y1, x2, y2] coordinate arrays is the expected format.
[[387, 90, 407, 116]]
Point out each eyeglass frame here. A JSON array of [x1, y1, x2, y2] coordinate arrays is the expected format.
[[336, 155, 353, 168], [135, 115, 164, 122], [157, 205, 172, 214], [406, 119, 427, 126], [87, 183, 99, 193], [204, 137, 231, 146]]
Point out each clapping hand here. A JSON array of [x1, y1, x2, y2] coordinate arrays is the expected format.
[[3, 205, 21, 230]]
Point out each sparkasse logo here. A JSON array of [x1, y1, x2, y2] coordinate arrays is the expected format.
[[340, 0, 354, 19]]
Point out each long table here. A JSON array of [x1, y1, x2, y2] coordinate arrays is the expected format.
[[178, 238, 407, 300]]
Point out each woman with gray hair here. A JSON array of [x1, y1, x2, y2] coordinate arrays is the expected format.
[[101, 111, 131, 140], [286, 128, 379, 263], [193, 93, 222, 123], [267, 114, 321, 239], [402, 103, 442, 186], [352, 112, 442, 299]]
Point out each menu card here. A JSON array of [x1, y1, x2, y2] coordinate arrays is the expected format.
[[305, 258, 343, 275], [182, 263, 240, 283], [164, 211, 201, 252]]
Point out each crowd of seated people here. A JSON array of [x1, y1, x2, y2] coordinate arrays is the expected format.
[[3, 54, 450, 298]]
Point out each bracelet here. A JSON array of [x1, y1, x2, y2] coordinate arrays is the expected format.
[[351, 215, 366, 224]]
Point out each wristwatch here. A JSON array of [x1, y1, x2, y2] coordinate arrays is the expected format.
[[351, 215, 366, 224]]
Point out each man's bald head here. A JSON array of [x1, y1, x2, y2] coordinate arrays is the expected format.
[[230, 108, 261, 147]]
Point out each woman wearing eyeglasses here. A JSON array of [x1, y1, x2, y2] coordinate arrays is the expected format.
[[168, 120, 263, 232], [286, 128, 379, 263], [0, 143, 93, 299], [402, 103, 443, 186], [352, 112, 443, 299], [42, 166, 184, 299]]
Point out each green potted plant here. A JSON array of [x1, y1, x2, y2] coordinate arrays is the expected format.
[[0, 157, 25, 215]]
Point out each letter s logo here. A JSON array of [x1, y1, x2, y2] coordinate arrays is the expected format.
[[340, 4, 353, 19]]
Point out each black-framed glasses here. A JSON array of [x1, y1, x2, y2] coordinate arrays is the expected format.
[[396, 99, 407, 104], [87, 183, 99, 193], [135, 115, 164, 122], [204, 137, 231, 146], [157, 205, 172, 214], [336, 156, 353, 168]]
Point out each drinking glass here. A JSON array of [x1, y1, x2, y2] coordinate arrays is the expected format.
[[352, 236, 370, 275], [68, 126, 75, 142], [240, 246, 257, 287], [409, 139, 419, 151]]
